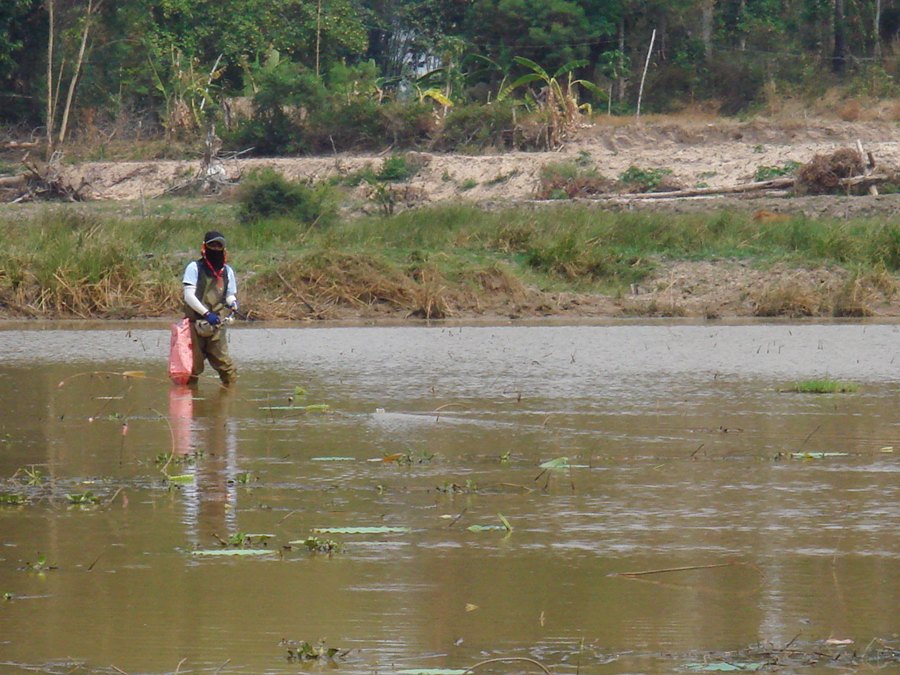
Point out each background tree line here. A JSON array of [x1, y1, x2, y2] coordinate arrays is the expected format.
[[0, 0, 897, 155]]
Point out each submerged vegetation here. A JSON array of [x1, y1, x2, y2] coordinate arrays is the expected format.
[[0, 200, 899, 320]]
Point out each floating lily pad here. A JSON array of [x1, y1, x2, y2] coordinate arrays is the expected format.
[[191, 549, 276, 557], [311, 526, 410, 535]]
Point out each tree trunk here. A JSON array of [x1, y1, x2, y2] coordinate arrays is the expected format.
[[833, 0, 846, 73], [45, 0, 54, 158], [616, 16, 626, 103], [59, 0, 101, 146], [701, 0, 715, 58], [874, 0, 882, 58]]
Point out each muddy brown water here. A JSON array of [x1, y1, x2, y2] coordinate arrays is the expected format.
[[0, 321, 897, 674]]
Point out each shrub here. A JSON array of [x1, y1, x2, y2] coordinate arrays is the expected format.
[[536, 160, 612, 199], [434, 101, 518, 151], [237, 169, 337, 226], [618, 166, 677, 193], [377, 155, 415, 182], [754, 161, 801, 182]]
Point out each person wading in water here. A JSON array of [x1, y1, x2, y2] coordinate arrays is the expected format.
[[182, 231, 239, 386]]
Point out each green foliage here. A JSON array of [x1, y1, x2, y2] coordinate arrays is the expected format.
[[285, 638, 343, 662], [434, 101, 520, 151], [237, 168, 337, 226], [754, 161, 801, 182], [788, 379, 859, 394], [537, 160, 610, 199], [377, 155, 415, 182], [619, 166, 674, 193]]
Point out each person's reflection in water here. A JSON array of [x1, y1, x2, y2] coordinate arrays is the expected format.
[[168, 385, 240, 548]]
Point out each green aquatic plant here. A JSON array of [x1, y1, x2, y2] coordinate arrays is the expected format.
[[298, 537, 343, 554], [787, 379, 859, 394], [12, 465, 44, 486], [283, 638, 344, 662], [22, 553, 56, 573], [311, 526, 410, 535], [66, 491, 99, 505], [0, 493, 25, 505], [191, 549, 275, 557], [467, 513, 512, 533]]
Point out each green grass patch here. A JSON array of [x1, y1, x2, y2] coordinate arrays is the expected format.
[[0, 200, 898, 319], [787, 379, 859, 394]]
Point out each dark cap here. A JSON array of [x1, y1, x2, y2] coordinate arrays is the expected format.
[[203, 231, 226, 246]]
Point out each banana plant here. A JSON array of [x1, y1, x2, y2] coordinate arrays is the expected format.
[[498, 56, 605, 149]]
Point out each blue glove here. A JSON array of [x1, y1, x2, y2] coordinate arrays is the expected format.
[[204, 311, 221, 326]]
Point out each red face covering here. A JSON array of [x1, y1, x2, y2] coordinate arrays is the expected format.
[[203, 245, 226, 272]]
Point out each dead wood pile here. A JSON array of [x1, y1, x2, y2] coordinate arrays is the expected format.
[[0, 152, 89, 203]]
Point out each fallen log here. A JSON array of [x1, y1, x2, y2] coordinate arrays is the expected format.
[[1, 141, 39, 150], [574, 171, 893, 202], [0, 174, 27, 187], [588, 177, 796, 200]]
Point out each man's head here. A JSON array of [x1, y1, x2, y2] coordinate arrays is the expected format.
[[202, 231, 227, 269]]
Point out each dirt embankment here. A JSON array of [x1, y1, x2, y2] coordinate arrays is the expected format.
[[4, 117, 900, 321]]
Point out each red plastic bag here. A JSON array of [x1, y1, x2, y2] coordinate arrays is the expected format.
[[168, 318, 193, 385]]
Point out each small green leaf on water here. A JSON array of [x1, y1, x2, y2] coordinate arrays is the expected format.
[[791, 452, 849, 460], [467, 524, 506, 532], [166, 474, 194, 484], [311, 456, 356, 462], [311, 526, 411, 534], [191, 549, 275, 557], [294, 386, 307, 397], [66, 491, 99, 504], [540, 456, 570, 469]]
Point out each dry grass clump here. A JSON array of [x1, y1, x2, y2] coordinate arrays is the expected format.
[[795, 148, 865, 195], [752, 269, 884, 317], [832, 275, 876, 317], [247, 253, 464, 320], [753, 281, 826, 317], [0, 266, 176, 318], [536, 173, 614, 199]]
